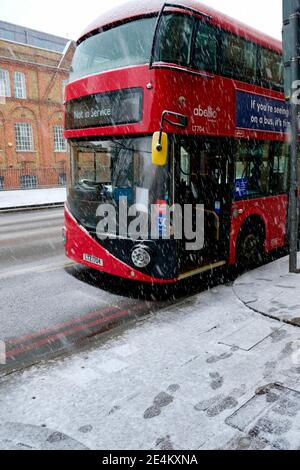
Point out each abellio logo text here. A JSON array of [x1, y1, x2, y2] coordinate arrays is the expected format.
[[193, 105, 220, 120]]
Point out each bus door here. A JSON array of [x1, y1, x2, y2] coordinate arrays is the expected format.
[[176, 138, 232, 276]]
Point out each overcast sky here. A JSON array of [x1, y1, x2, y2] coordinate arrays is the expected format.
[[0, 0, 282, 41]]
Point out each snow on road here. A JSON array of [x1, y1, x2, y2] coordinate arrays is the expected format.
[[0, 188, 66, 209], [1, 283, 300, 450]]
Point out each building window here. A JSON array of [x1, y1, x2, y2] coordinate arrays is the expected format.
[[0, 27, 14, 42], [54, 125, 66, 152], [0, 176, 4, 190], [58, 173, 66, 186], [20, 175, 37, 189], [15, 122, 34, 151], [0, 68, 11, 97], [14, 72, 26, 99]]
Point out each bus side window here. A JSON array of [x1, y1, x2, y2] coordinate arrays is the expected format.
[[180, 146, 191, 187], [221, 31, 257, 84], [270, 142, 289, 194], [155, 13, 194, 67], [192, 21, 217, 73], [234, 141, 270, 198], [259, 48, 283, 91]]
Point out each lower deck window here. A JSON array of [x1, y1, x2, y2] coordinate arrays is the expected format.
[[58, 173, 67, 186], [234, 141, 289, 198], [20, 175, 37, 189]]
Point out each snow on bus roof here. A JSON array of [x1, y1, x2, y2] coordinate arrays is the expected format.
[[78, 0, 282, 53]]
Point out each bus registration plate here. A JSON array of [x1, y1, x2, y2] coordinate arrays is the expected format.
[[83, 254, 104, 267]]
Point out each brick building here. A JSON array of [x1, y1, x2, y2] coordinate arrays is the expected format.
[[0, 21, 74, 190]]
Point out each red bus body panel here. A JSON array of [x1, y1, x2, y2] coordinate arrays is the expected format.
[[64, 206, 177, 284], [229, 195, 288, 265], [65, 66, 286, 143]]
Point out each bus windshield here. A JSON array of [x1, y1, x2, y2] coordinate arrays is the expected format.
[[70, 17, 157, 81], [69, 137, 171, 230]]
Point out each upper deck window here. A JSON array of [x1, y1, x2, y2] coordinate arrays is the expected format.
[[70, 17, 157, 81], [154, 13, 194, 67], [260, 48, 283, 91], [222, 31, 257, 84], [192, 22, 218, 73]]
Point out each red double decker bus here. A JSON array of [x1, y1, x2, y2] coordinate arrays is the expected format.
[[64, 0, 291, 284]]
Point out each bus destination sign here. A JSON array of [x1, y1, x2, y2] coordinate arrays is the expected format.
[[66, 88, 143, 130]]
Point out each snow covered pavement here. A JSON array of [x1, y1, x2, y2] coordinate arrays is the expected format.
[[0, 188, 66, 210], [1, 274, 300, 450], [234, 253, 300, 327]]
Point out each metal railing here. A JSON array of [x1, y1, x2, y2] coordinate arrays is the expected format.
[[0, 168, 66, 190]]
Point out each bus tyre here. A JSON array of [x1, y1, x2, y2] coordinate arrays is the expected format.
[[237, 222, 265, 271]]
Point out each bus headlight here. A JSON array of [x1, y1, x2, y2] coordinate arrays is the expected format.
[[131, 245, 151, 269]]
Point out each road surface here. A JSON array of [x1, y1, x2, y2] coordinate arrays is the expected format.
[[0, 208, 249, 375], [0, 207, 66, 276], [0, 209, 171, 373]]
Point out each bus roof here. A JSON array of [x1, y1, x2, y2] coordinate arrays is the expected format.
[[78, 0, 282, 53]]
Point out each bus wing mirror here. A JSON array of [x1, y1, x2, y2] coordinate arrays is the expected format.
[[152, 132, 168, 166]]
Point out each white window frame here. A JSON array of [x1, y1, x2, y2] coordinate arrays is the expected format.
[[14, 71, 26, 99], [20, 175, 38, 189], [53, 125, 66, 152], [15, 122, 34, 152], [0, 68, 11, 97]]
